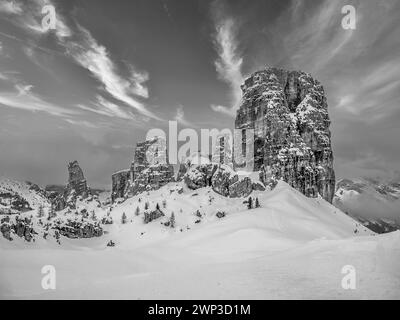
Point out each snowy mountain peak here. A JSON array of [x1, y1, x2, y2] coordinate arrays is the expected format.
[[334, 177, 400, 233], [0, 178, 50, 214]]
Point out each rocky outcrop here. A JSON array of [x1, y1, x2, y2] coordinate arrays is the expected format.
[[0, 216, 13, 240], [143, 209, 165, 224], [67, 161, 89, 198], [211, 166, 252, 198], [27, 182, 48, 199], [12, 216, 36, 241], [228, 176, 253, 198], [0, 192, 32, 213], [182, 161, 255, 198], [131, 137, 175, 196], [176, 163, 188, 182], [111, 169, 131, 202], [184, 163, 218, 190], [111, 137, 175, 202], [52, 218, 103, 238], [252, 181, 266, 192], [130, 164, 175, 197], [235, 67, 335, 203], [53, 161, 91, 211], [0, 216, 36, 242], [0, 214, 103, 242]]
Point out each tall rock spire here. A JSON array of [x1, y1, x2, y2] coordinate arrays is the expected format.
[[235, 67, 335, 203]]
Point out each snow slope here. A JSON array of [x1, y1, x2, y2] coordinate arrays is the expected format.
[[1, 181, 399, 299], [0, 178, 50, 213]]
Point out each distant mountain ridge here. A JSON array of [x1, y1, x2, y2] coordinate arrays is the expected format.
[[333, 177, 400, 233], [0, 178, 50, 214]]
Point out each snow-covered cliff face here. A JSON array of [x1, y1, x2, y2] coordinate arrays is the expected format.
[[235, 67, 335, 203], [176, 153, 265, 198], [0, 179, 50, 214], [111, 137, 175, 202], [67, 160, 89, 198], [53, 161, 91, 211], [0, 177, 105, 242]]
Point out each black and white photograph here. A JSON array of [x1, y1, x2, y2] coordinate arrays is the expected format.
[[0, 0, 399, 303]]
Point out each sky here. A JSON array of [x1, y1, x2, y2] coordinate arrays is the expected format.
[[0, 0, 399, 188]]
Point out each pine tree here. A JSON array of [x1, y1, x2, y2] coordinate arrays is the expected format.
[[247, 197, 253, 210], [37, 204, 45, 218], [156, 203, 160, 211], [121, 212, 127, 224], [255, 197, 260, 208], [91, 210, 97, 221], [135, 206, 140, 216], [170, 212, 176, 228], [144, 201, 149, 210], [47, 205, 56, 220]]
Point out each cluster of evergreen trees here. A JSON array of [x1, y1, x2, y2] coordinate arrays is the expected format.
[[247, 197, 260, 209], [37, 204, 56, 220], [122, 200, 175, 228]]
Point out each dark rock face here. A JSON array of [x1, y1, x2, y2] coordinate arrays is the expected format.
[[144, 209, 165, 224], [52, 218, 103, 238], [184, 164, 218, 190], [107, 240, 115, 247], [131, 138, 175, 197], [211, 166, 232, 196], [131, 164, 174, 197], [0, 216, 13, 240], [216, 211, 226, 218], [27, 182, 48, 199], [228, 176, 253, 198], [111, 169, 131, 203], [13, 217, 35, 242], [0, 216, 36, 242], [211, 166, 252, 198], [0, 214, 103, 241], [235, 67, 335, 203], [252, 181, 266, 192], [182, 162, 254, 198], [67, 161, 89, 198], [53, 161, 90, 211], [176, 163, 187, 182], [0, 192, 32, 213], [111, 137, 175, 202]]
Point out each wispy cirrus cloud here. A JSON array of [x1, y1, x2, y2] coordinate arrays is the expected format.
[[210, 0, 243, 117], [0, 0, 22, 14], [1, 0, 160, 121], [0, 0, 71, 39], [280, 0, 355, 72], [64, 118, 106, 129], [61, 24, 160, 120], [15, 83, 33, 95], [126, 63, 150, 99], [174, 105, 195, 127], [0, 82, 77, 116], [210, 104, 237, 117], [76, 95, 137, 121]]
